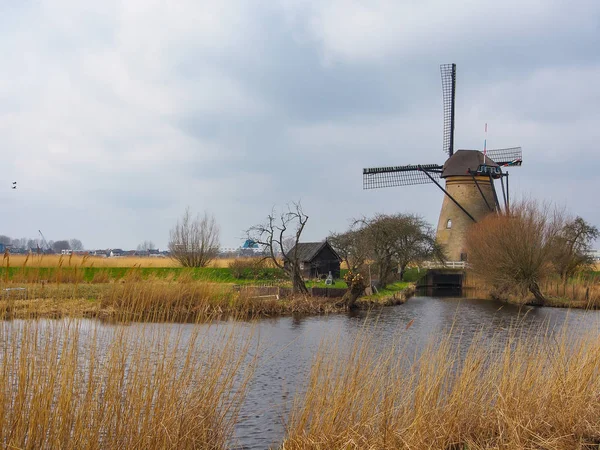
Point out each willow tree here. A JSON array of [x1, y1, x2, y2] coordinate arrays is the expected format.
[[169, 208, 220, 267], [466, 201, 564, 306]]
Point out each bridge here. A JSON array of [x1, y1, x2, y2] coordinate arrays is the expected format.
[[416, 261, 467, 290]]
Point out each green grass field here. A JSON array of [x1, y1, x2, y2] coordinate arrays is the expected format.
[[0, 266, 356, 287], [0, 265, 425, 296]]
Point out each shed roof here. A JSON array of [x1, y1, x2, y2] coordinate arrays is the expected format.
[[285, 241, 340, 262], [442, 149, 498, 178]]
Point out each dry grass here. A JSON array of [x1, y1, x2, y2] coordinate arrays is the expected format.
[[0, 319, 255, 449], [282, 324, 600, 449], [3, 254, 261, 268], [465, 272, 600, 308], [4, 255, 264, 268], [6, 254, 179, 268], [0, 280, 349, 322]]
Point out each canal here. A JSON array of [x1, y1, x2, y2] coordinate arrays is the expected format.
[[230, 294, 599, 448]]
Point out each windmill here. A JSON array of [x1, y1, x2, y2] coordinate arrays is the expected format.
[[363, 64, 523, 262]]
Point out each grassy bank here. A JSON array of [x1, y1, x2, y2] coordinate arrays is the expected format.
[[0, 265, 288, 284], [0, 281, 354, 322], [0, 255, 428, 321], [465, 272, 600, 309], [4, 254, 243, 268], [0, 255, 350, 286], [282, 325, 600, 449], [358, 281, 415, 306], [0, 319, 254, 449]]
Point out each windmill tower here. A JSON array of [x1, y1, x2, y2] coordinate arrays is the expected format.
[[363, 64, 523, 262]]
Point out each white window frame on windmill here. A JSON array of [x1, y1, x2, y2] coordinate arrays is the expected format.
[[446, 219, 452, 229]]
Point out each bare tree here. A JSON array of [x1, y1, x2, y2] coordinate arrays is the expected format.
[[328, 228, 370, 272], [27, 239, 40, 251], [137, 240, 156, 252], [552, 216, 599, 280], [69, 239, 84, 251], [169, 208, 220, 267], [247, 202, 309, 295], [467, 200, 564, 306], [10, 238, 27, 249], [0, 236, 11, 246]]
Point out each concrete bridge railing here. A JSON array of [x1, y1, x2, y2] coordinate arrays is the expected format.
[[421, 261, 468, 270]]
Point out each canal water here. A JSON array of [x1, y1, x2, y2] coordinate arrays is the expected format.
[[229, 294, 599, 449], [18, 294, 600, 449]]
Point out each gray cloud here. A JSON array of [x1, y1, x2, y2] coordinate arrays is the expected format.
[[1, 0, 599, 250]]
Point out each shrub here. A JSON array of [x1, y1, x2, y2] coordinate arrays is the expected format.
[[229, 258, 280, 280]]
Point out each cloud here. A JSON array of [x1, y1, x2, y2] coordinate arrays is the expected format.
[[0, 0, 599, 249]]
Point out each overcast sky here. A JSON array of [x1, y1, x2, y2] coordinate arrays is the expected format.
[[1, 0, 599, 250]]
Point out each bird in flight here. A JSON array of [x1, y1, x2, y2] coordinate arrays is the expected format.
[[11, 182, 16, 190]]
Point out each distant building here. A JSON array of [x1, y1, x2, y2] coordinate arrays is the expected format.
[[110, 249, 124, 257], [589, 249, 600, 262], [284, 241, 341, 279]]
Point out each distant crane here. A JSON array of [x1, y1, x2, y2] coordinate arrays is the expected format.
[[38, 230, 53, 254]]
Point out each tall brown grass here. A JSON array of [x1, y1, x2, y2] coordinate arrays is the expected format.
[[0, 319, 255, 449], [5, 254, 263, 268], [0, 279, 348, 322], [283, 324, 600, 449], [465, 272, 600, 308]]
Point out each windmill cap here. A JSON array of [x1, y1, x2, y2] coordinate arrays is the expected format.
[[441, 149, 498, 178]]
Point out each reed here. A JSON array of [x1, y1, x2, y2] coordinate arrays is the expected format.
[[282, 324, 600, 449], [0, 319, 255, 449], [465, 272, 600, 308], [5, 254, 265, 269], [0, 279, 349, 322]]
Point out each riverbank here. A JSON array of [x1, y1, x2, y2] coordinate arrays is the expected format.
[[465, 273, 600, 310], [0, 280, 416, 321]]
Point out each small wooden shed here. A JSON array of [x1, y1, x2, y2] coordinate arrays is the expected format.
[[285, 241, 341, 279]]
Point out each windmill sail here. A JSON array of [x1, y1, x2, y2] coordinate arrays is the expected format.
[[363, 164, 443, 189], [485, 147, 522, 166], [441, 63, 456, 157]]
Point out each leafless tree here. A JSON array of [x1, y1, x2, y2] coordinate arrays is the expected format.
[[328, 228, 370, 272], [11, 238, 28, 249], [552, 216, 599, 280], [69, 239, 84, 251], [137, 240, 156, 252], [467, 200, 564, 306], [247, 202, 309, 295], [27, 239, 41, 252], [169, 208, 220, 267]]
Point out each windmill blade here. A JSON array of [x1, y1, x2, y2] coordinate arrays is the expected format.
[[441, 63, 456, 157], [486, 147, 522, 166], [363, 164, 443, 189]]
